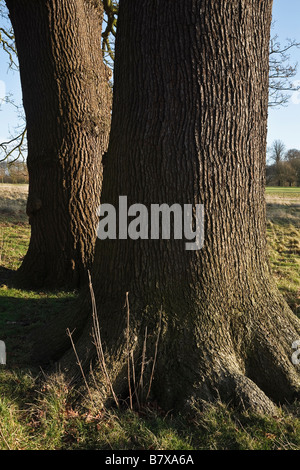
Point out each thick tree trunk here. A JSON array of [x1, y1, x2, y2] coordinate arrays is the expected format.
[[6, 0, 111, 288], [41, 0, 300, 413]]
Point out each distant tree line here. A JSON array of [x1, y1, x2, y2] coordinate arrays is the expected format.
[[267, 140, 300, 187], [1, 150, 300, 188], [0, 160, 28, 183]]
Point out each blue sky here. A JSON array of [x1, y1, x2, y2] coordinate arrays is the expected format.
[[0, 0, 300, 156], [267, 0, 300, 151]]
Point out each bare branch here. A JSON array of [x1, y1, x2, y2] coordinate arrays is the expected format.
[[102, 0, 118, 67], [0, 127, 27, 163], [269, 34, 300, 108]]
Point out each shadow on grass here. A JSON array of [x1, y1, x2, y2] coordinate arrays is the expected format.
[[0, 266, 15, 286], [0, 283, 78, 368], [266, 203, 300, 227]]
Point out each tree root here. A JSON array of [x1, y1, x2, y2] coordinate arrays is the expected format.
[[36, 289, 300, 416], [217, 371, 277, 415]]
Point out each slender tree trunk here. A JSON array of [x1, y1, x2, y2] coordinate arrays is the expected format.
[[41, 0, 300, 414], [6, 0, 111, 288]]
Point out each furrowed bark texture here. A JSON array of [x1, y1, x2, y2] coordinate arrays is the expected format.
[[43, 0, 300, 413], [6, 0, 111, 288]]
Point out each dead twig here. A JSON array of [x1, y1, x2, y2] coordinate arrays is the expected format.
[[146, 307, 162, 402], [88, 271, 119, 409], [125, 292, 133, 410]]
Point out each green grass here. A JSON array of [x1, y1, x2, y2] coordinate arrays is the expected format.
[[0, 186, 299, 450], [1, 369, 300, 450], [266, 187, 300, 193], [0, 216, 30, 271], [0, 288, 77, 367], [266, 201, 300, 316]]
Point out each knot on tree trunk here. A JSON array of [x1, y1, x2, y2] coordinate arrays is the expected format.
[[26, 194, 42, 217]]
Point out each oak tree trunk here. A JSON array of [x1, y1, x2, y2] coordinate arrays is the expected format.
[[6, 0, 111, 288], [42, 0, 300, 413]]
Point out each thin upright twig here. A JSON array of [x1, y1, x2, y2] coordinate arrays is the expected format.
[[66, 328, 94, 406], [88, 271, 119, 409], [0, 424, 11, 450], [146, 306, 162, 402], [138, 326, 148, 399], [125, 292, 133, 410], [130, 350, 140, 409]]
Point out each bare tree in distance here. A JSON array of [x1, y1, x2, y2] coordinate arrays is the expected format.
[[266, 141, 300, 187], [268, 139, 286, 164], [285, 149, 300, 186]]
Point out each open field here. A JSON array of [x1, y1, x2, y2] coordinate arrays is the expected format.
[[266, 187, 300, 193], [0, 184, 299, 450], [266, 187, 300, 205], [0, 184, 28, 224], [266, 188, 300, 315]]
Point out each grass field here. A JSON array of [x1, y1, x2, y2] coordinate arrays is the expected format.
[[266, 187, 300, 193], [0, 185, 299, 450]]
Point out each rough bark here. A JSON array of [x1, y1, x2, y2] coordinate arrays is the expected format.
[[39, 0, 300, 414], [6, 0, 111, 288]]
